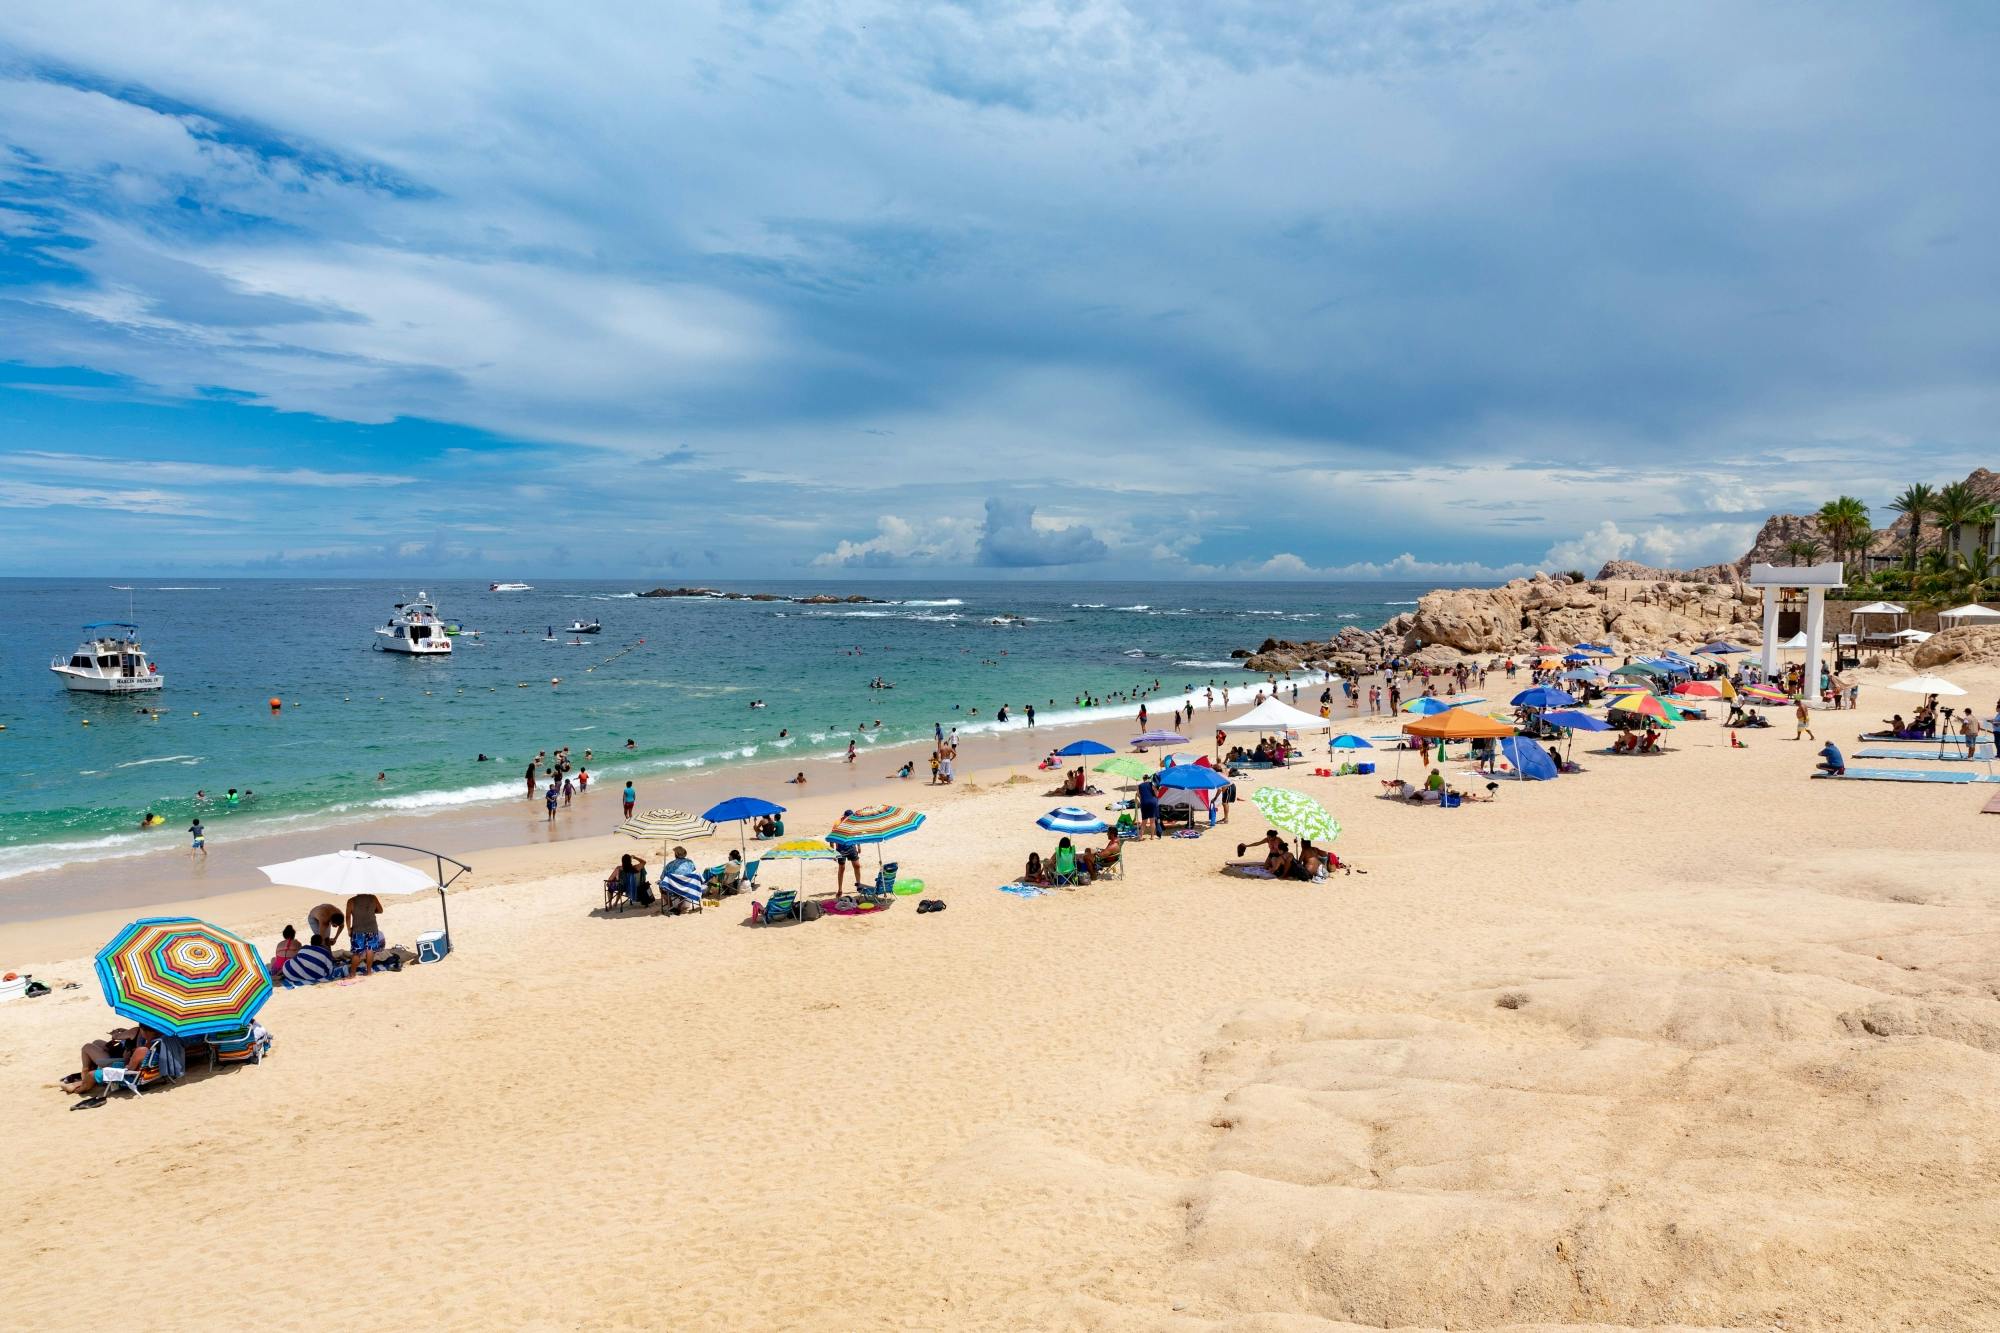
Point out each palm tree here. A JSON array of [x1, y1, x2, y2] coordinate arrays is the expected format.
[[1955, 548, 1998, 601], [1784, 537, 1822, 566], [1816, 495, 1871, 570], [1888, 482, 1935, 569], [1931, 481, 1983, 559]]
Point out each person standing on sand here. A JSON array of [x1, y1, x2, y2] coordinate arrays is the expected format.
[[188, 818, 206, 859], [525, 761, 537, 797], [1961, 712, 1980, 759], [622, 782, 636, 819], [1793, 699, 1815, 741], [345, 892, 385, 976]]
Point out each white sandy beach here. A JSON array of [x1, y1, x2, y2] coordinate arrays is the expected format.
[[5, 659, 1999, 1330]]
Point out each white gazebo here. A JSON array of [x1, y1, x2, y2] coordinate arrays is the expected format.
[[1746, 562, 1843, 689], [1849, 600, 1908, 646], [1937, 603, 2000, 626]]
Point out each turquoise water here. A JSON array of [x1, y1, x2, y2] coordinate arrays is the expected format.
[[0, 578, 1425, 878]]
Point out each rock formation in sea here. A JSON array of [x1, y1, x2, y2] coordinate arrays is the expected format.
[[636, 587, 883, 604]]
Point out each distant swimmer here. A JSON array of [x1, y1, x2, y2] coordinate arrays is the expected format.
[[477, 753, 490, 762], [376, 772, 387, 782], [226, 788, 239, 806], [750, 700, 766, 709], [625, 738, 636, 750], [778, 729, 789, 739]]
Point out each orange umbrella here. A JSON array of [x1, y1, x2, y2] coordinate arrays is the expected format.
[[1400, 707, 1517, 740]]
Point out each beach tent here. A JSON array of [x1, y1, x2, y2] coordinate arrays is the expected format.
[[1851, 601, 1908, 645], [1497, 736, 1558, 782], [1221, 698, 1332, 733], [1938, 604, 2000, 624]]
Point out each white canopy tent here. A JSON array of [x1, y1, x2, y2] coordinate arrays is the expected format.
[[1849, 600, 1908, 645], [1938, 604, 2000, 624], [1219, 698, 1333, 732]]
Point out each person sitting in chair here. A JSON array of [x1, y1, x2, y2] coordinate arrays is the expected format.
[[62, 1023, 158, 1102], [706, 849, 745, 896], [1083, 828, 1122, 877], [608, 853, 652, 907]]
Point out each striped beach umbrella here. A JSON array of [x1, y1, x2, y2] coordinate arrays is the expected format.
[[1401, 696, 1451, 715], [1610, 693, 1682, 725], [95, 916, 272, 1038], [1249, 787, 1340, 843], [1037, 806, 1110, 835], [1737, 683, 1792, 704], [1672, 681, 1723, 698], [616, 808, 714, 843], [1131, 730, 1188, 747], [828, 804, 926, 844], [761, 837, 838, 891]]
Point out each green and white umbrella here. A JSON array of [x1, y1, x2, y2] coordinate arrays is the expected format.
[[1249, 786, 1340, 842], [616, 808, 714, 843]]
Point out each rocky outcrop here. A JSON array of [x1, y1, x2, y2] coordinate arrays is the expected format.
[[1231, 572, 1764, 671], [1910, 626, 2000, 670], [1595, 559, 1741, 584], [637, 587, 882, 604]]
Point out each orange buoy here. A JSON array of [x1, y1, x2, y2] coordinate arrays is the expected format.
[[269, 697, 282, 710]]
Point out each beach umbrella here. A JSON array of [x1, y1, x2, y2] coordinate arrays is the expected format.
[[1737, 683, 1791, 704], [1610, 662, 1665, 679], [1699, 641, 1748, 655], [761, 837, 837, 891], [95, 917, 271, 1038], [1541, 709, 1610, 732], [1131, 730, 1187, 748], [1401, 696, 1452, 715], [1249, 787, 1340, 843], [1510, 686, 1576, 709], [1672, 681, 1723, 699], [1053, 739, 1115, 757], [1156, 764, 1227, 790], [1557, 667, 1606, 682], [1889, 674, 1967, 697], [1610, 693, 1682, 725], [1329, 733, 1374, 750], [700, 795, 786, 854], [617, 808, 714, 844], [1037, 806, 1110, 835], [1562, 652, 1591, 664], [1401, 708, 1516, 739], [1093, 755, 1154, 780]]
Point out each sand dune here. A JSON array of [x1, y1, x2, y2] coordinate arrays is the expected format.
[[4, 661, 1999, 1329]]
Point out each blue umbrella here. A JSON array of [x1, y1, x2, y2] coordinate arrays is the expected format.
[[1541, 709, 1610, 732], [1700, 641, 1748, 655], [1156, 764, 1227, 790], [1563, 652, 1591, 664], [701, 796, 785, 823], [1510, 686, 1577, 709], [1558, 667, 1606, 682], [1053, 739, 1115, 757], [1329, 733, 1374, 750], [1401, 696, 1452, 715], [1037, 806, 1110, 835], [701, 795, 787, 852]]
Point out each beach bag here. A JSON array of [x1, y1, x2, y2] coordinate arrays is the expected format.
[[800, 900, 824, 922], [154, 1034, 187, 1080]]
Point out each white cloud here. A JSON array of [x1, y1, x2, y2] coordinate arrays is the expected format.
[[1541, 520, 1755, 573], [0, 479, 215, 516], [811, 514, 979, 568], [5, 451, 417, 488]]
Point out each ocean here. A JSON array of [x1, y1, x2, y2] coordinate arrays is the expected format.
[[0, 577, 1427, 881]]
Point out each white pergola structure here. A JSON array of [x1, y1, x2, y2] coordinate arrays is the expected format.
[[1746, 562, 1844, 689]]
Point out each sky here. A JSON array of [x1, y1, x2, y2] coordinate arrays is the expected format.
[[1, 1, 1996, 580]]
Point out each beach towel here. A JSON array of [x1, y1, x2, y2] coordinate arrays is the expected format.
[[1221, 863, 1278, 879], [281, 944, 339, 987], [1856, 746, 1995, 761], [1817, 768, 1993, 784], [997, 883, 1049, 898], [823, 897, 892, 915], [1170, 828, 1204, 839]]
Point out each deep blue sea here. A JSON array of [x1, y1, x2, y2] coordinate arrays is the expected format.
[[0, 578, 1428, 878]]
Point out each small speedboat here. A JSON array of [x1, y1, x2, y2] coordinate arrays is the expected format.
[[52, 623, 164, 693], [567, 620, 602, 634], [489, 582, 532, 592]]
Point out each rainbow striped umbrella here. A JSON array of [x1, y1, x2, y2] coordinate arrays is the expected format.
[[95, 916, 272, 1038], [1738, 684, 1791, 704], [1610, 693, 1683, 725], [828, 804, 926, 845]]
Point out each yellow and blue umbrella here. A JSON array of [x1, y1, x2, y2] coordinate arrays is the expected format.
[[96, 917, 272, 1038]]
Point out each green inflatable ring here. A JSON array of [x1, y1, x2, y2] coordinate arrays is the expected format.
[[892, 877, 926, 896]]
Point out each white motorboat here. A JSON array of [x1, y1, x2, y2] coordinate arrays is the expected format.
[[489, 582, 532, 592], [51, 623, 164, 693], [567, 619, 602, 634], [375, 593, 453, 655]]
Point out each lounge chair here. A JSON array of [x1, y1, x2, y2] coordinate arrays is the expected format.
[[859, 862, 899, 903], [661, 864, 705, 914], [757, 890, 823, 924], [1088, 847, 1123, 880], [1049, 846, 1084, 887], [94, 1037, 180, 1097], [204, 1023, 273, 1072]]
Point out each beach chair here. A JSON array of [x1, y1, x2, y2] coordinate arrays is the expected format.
[[97, 1035, 184, 1097], [1089, 846, 1123, 880], [205, 1023, 272, 1072], [758, 890, 821, 924], [661, 864, 705, 914], [1050, 846, 1084, 887], [860, 862, 899, 903]]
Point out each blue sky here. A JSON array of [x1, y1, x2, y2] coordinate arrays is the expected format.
[[1, 1, 1996, 579]]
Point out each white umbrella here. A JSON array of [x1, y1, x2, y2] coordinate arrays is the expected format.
[[259, 847, 466, 953], [1937, 604, 2000, 623], [1889, 674, 1967, 697]]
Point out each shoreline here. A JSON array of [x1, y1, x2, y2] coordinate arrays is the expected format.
[[0, 674, 1354, 938]]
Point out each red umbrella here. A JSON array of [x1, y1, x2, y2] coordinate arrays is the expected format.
[[1672, 681, 1723, 698]]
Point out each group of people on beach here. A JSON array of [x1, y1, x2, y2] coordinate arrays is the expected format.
[[526, 747, 592, 822]]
